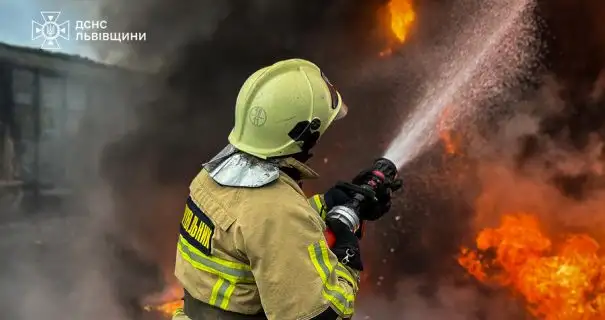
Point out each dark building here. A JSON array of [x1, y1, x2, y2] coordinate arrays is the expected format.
[[0, 42, 140, 209]]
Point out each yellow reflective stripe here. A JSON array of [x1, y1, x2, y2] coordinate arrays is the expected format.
[[308, 194, 327, 219], [322, 290, 352, 317], [178, 235, 254, 283], [221, 281, 236, 309], [308, 241, 329, 282], [209, 278, 222, 305], [209, 278, 236, 310], [335, 263, 358, 290], [307, 240, 356, 316], [314, 195, 326, 220], [308, 196, 320, 212]]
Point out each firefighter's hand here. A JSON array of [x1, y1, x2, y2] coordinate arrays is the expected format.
[[351, 170, 396, 222], [323, 186, 353, 211], [326, 219, 363, 271], [318, 187, 368, 239], [363, 180, 393, 221]]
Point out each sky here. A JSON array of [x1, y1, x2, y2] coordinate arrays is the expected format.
[[0, 0, 103, 61]]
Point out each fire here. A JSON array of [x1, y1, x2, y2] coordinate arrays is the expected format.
[[459, 213, 605, 319], [379, 0, 416, 57], [143, 285, 184, 317], [144, 299, 184, 316], [387, 0, 416, 43]]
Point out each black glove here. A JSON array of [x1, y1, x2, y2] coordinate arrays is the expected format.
[[326, 219, 363, 271], [323, 186, 353, 211], [351, 170, 398, 221]]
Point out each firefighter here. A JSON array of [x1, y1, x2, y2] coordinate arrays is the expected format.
[[173, 58, 393, 320]]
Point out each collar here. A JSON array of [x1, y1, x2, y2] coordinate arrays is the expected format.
[[204, 145, 319, 188], [277, 157, 320, 180]]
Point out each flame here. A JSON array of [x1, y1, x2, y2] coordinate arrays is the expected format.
[[379, 0, 416, 57], [143, 285, 184, 317], [144, 299, 184, 316], [388, 0, 416, 43], [459, 213, 605, 319]]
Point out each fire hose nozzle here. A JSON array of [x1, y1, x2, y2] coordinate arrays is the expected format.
[[325, 157, 401, 235], [372, 158, 398, 182]]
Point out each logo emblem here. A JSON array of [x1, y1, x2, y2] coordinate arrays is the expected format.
[[249, 107, 267, 127], [32, 11, 70, 50]]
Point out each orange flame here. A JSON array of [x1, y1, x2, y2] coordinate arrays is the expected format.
[[143, 285, 184, 317], [459, 214, 605, 319], [388, 0, 416, 43], [144, 299, 184, 316], [379, 0, 416, 57]]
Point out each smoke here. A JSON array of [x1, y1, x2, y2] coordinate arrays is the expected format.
[[469, 69, 605, 231], [358, 278, 528, 320], [0, 67, 140, 319]]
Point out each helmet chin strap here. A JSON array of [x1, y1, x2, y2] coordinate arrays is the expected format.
[[269, 150, 315, 184], [292, 150, 313, 163], [280, 166, 302, 183]]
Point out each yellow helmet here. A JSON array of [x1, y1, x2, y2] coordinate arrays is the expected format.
[[228, 58, 348, 159]]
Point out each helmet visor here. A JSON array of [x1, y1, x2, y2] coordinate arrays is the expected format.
[[321, 71, 348, 121], [335, 101, 348, 120]]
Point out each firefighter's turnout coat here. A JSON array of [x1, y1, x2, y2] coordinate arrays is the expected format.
[[173, 145, 360, 320]]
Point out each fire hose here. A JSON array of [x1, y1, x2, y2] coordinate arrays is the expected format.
[[324, 158, 402, 247]]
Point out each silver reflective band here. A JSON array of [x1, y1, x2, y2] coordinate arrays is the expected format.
[[203, 144, 280, 187], [326, 205, 360, 233]]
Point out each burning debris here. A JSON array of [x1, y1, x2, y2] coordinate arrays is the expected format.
[[459, 214, 605, 320]]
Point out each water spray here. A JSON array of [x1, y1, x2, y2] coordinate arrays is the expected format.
[[383, 0, 537, 169]]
